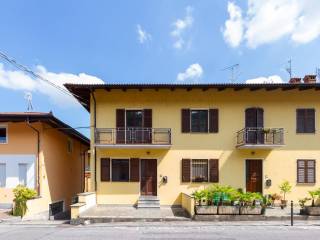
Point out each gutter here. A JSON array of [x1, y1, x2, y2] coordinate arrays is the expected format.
[[26, 118, 40, 196], [91, 89, 97, 191]]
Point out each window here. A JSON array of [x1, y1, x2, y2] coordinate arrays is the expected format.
[[0, 163, 6, 187], [296, 109, 315, 133], [0, 127, 7, 143], [191, 110, 208, 133], [191, 159, 208, 182], [18, 163, 28, 186], [112, 159, 129, 182], [297, 160, 315, 183], [182, 109, 218, 133], [67, 139, 73, 153]]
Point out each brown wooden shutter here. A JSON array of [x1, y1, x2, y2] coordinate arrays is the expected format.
[[181, 109, 190, 133], [209, 109, 219, 133], [116, 109, 125, 143], [130, 158, 140, 182], [256, 108, 264, 128], [143, 109, 152, 128], [182, 159, 191, 182], [209, 159, 219, 182], [245, 108, 257, 128], [296, 109, 304, 133], [307, 160, 316, 183], [101, 158, 110, 181], [297, 160, 305, 183], [306, 109, 315, 133]]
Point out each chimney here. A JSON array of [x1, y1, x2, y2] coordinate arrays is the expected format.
[[303, 75, 317, 84], [289, 77, 301, 84]]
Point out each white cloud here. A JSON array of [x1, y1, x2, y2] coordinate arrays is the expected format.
[[0, 63, 104, 108], [246, 75, 283, 83], [223, 2, 244, 47], [136, 24, 151, 44], [177, 63, 203, 82], [222, 0, 320, 48], [171, 6, 193, 49]]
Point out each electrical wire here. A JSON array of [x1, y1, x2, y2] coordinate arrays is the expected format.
[[0, 51, 89, 106]]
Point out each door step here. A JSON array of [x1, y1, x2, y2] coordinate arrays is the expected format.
[[137, 196, 160, 208]]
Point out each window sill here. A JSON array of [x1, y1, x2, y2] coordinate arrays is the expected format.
[[296, 182, 316, 185]]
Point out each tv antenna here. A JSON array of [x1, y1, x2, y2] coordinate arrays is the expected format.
[[285, 59, 292, 79], [24, 92, 34, 112], [221, 64, 240, 82]]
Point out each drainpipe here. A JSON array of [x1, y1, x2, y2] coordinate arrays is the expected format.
[[91, 89, 97, 191], [26, 118, 40, 196]]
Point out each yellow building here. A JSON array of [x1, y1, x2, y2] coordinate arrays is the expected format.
[[0, 112, 89, 219], [66, 75, 320, 207]]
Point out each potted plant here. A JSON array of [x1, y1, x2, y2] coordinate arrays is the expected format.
[[270, 193, 282, 207], [298, 197, 311, 215], [218, 186, 240, 215], [279, 180, 292, 209], [193, 189, 218, 215], [239, 192, 263, 215], [305, 188, 320, 216]]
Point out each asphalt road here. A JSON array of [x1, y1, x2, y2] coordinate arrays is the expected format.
[[0, 221, 320, 240]]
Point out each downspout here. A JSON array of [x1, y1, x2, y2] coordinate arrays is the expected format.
[[91, 89, 97, 191], [26, 118, 40, 196]]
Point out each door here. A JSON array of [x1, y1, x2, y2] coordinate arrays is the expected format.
[[245, 108, 264, 144], [126, 110, 143, 143], [246, 160, 263, 193], [140, 159, 157, 196]]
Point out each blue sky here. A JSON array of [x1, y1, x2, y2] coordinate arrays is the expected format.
[[0, 0, 320, 137]]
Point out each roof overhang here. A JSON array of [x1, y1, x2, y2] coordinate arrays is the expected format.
[[64, 83, 320, 112]]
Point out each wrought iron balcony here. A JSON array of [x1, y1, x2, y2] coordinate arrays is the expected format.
[[236, 127, 284, 149], [95, 128, 171, 148]]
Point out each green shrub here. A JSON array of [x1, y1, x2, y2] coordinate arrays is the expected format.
[[13, 185, 37, 217]]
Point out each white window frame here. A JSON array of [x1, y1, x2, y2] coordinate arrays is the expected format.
[[18, 163, 28, 186], [0, 125, 8, 144]]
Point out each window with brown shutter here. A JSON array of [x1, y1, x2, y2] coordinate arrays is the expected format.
[[297, 159, 316, 183], [209, 109, 219, 133], [296, 109, 315, 133], [209, 159, 219, 182], [182, 159, 191, 182], [116, 109, 125, 143], [181, 109, 191, 133], [101, 158, 110, 181], [130, 158, 140, 182]]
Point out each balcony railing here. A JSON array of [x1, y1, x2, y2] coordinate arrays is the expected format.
[[236, 127, 284, 148], [95, 128, 171, 147]]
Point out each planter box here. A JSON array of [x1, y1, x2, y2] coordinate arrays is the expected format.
[[306, 206, 320, 216], [240, 206, 262, 215], [218, 206, 240, 215], [195, 206, 218, 215]]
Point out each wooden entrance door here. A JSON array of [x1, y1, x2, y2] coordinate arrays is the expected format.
[[140, 159, 157, 196], [246, 160, 263, 193]]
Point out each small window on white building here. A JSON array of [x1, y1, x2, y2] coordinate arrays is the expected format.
[[18, 163, 28, 186], [0, 163, 6, 187], [0, 127, 7, 144], [67, 139, 73, 154]]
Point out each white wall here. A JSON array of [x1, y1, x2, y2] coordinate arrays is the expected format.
[[0, 154, 35, 189]]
